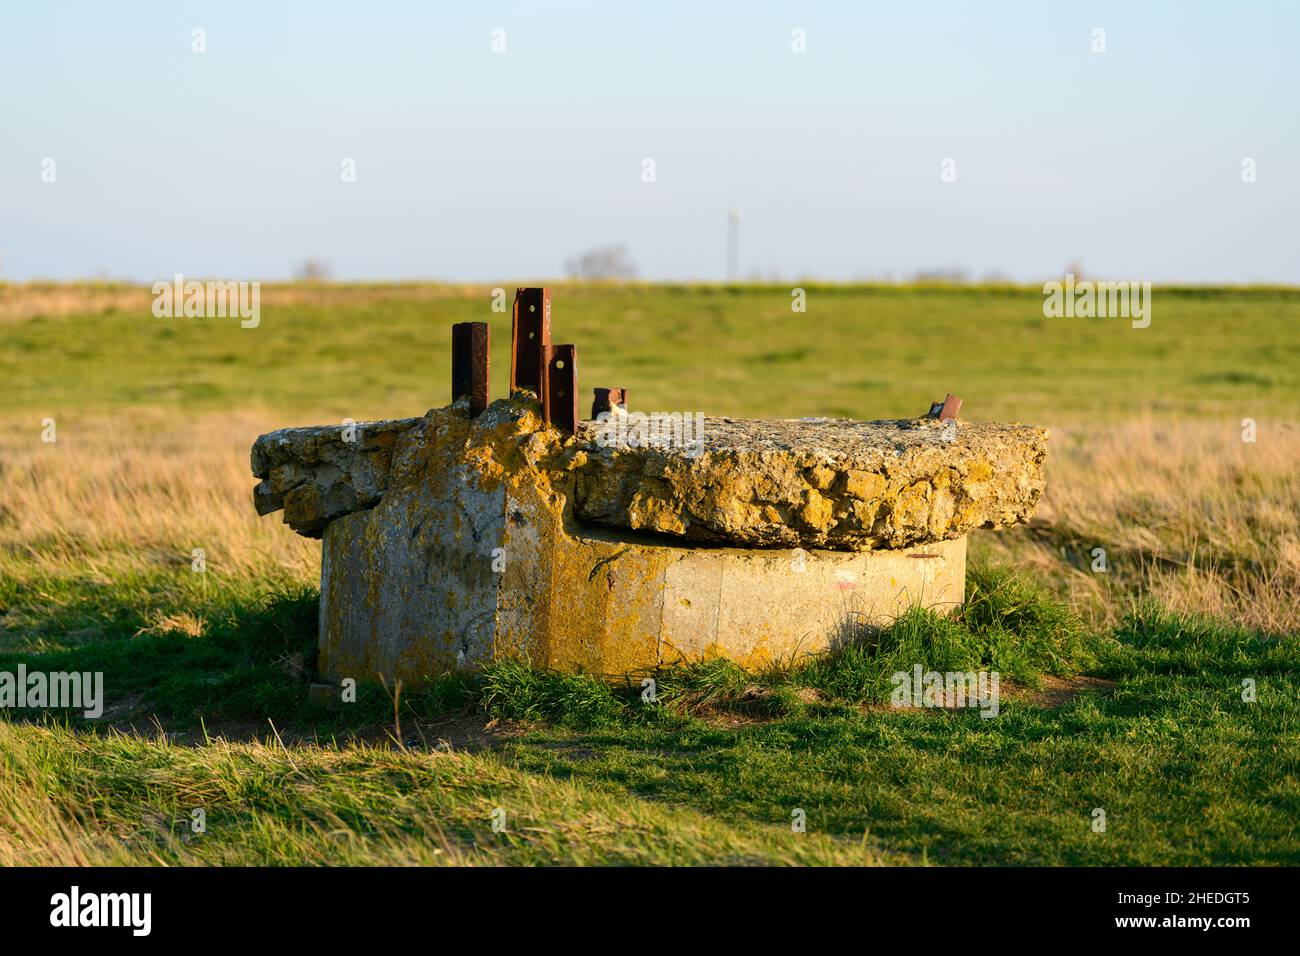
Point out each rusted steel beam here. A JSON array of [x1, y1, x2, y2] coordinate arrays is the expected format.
[[542, 344, 578, 435], [591, 387, 628, 419], [510, 287, 551, 396], [926, 393, 963, 421], [452, 321, 490, 416]]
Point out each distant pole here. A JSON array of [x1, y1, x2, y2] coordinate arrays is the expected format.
[[726, 207, 741, 283]]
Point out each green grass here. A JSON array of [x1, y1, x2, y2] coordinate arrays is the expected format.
[[1, 719, 907, 865], [2, 282, 1296, 865], [6, 282, 1299, 422], [0, 584, 321, 722], [0, 563, 307, 655], [2, 567, 1295, 865]]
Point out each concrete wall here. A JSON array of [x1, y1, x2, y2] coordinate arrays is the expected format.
[[319, 457, 508, 682], [319, 485, 965, 684]]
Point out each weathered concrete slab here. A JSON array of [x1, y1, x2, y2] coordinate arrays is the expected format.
[[254, 400, 1047, 550], [575, 414, 1047, 550]]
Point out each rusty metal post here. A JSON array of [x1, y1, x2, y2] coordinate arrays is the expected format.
[[452, 321, 490, 416], [926, 393, 963, 421], [542, 344, 578, 435], [510, 287, 551, 396], [591, 387, 627, 419]]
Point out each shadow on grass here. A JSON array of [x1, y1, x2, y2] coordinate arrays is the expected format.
[[0, 585, 323, 725], [2, 564, 1290, 745]]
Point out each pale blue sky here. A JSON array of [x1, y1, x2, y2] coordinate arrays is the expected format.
[[2, 1, 1297, 282]]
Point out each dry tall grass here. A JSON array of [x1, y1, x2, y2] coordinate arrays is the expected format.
[[0, 411, 317, 644], [3, 408, 1295, 641], [0, 410, 316, 577], [0, 281, 499, 321], [979, 416, 1300, 634]]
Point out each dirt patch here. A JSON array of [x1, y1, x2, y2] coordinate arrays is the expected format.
[[89, 706, 520, 754], [854, 672, 1116, 716], [1009, 674, 1116, 708]]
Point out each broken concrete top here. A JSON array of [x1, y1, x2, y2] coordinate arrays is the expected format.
[[251, 416, 422, 536], [573, 413, 1047, 549], [251, 399, 1048, 549]]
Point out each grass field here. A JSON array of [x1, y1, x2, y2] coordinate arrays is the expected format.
[[1, 282, 1297, 865]]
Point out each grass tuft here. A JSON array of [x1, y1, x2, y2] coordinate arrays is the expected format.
[[478, 660, 624, 728]]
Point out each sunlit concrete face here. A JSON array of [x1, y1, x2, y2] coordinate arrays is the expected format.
[[320, 496, 966, 683]]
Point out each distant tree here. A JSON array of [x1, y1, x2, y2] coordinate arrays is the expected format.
[[913, 267, 969, 283], [565, 244, 637, 280], [294, 258, 333, 281]]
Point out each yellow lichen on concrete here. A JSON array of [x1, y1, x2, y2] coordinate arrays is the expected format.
[[844, 469, 886, 500], [574, 416, 1048, 550]]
